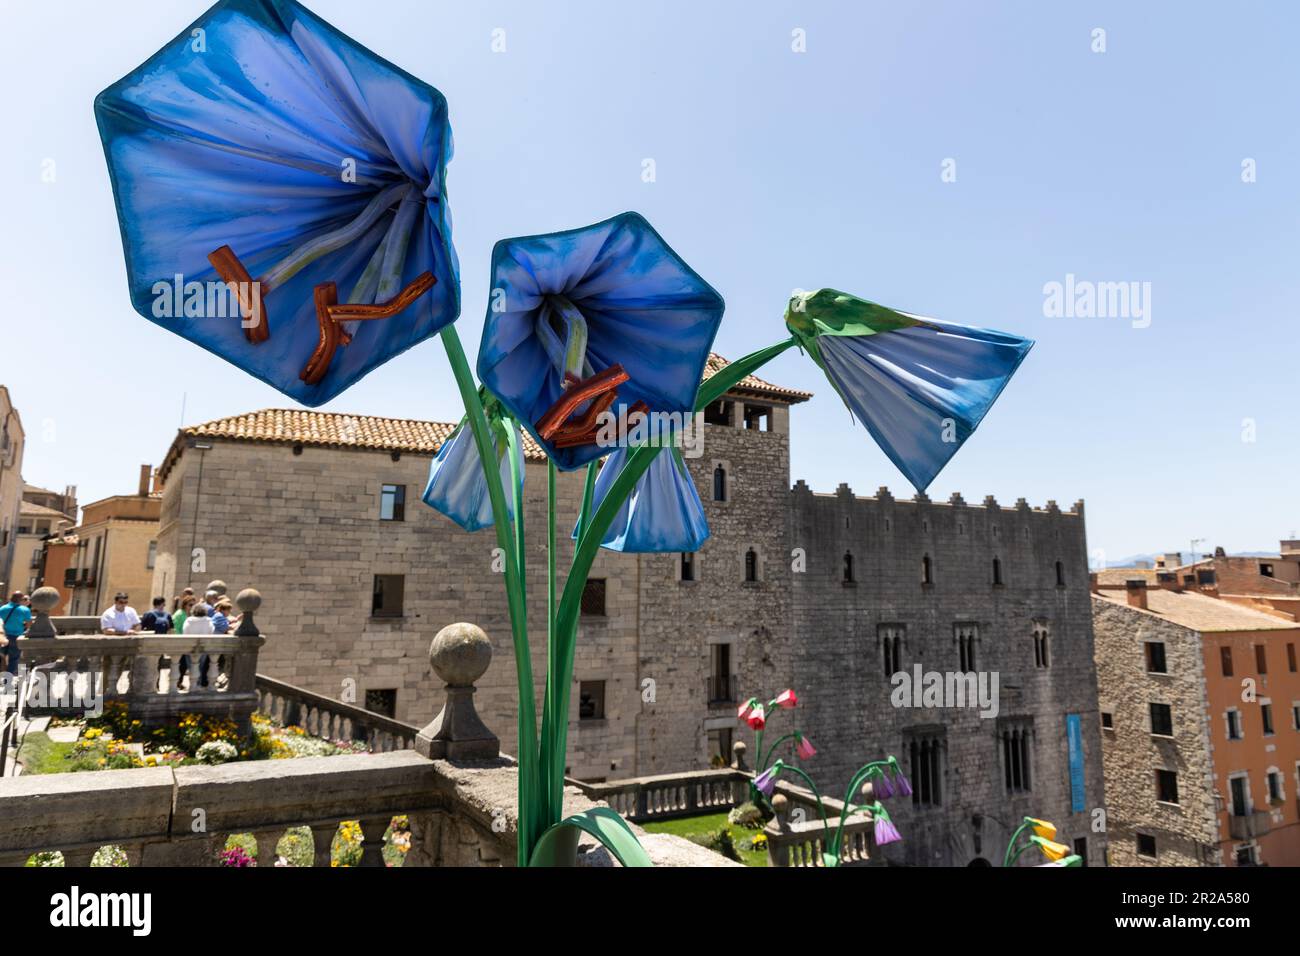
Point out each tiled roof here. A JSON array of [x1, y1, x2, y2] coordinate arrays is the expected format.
[[179, 409, 546, 461], [703, 352, 812, 403], [163, 354, 810, 476], [18, 500, 73, 520], [1094, 588, 1300, 633], [1093, 568, 1162, 587]]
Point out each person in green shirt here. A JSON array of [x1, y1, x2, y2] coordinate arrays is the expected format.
[[171, 595, 196, 688]]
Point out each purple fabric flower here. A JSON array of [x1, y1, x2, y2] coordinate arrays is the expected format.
[[873, 813, 902, 847], [871, 768, 894, 799], [754, 763, 780, 797], [893, 770, 913, 798]]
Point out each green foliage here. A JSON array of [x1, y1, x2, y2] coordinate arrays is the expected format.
[[727, 801, 767, 829]]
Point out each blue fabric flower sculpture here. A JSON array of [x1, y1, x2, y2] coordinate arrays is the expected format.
[[786, 289, 1033, 491], [477, 212, 725, 471], [573, 445, 709, 553], [95, 0, 460, 405]]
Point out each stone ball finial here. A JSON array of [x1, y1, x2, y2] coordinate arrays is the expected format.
[[770, 793, 789, 827], [234, 588, 262, 638], [731, 739, 748, 772], [207, 580, 228, 596], [429, 622, 492, 688], [29, 587, 60, 613], [235, 588, 261, 614]]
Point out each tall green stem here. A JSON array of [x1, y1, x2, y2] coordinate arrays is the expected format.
[[833, 760, 889, 857], [1003, 820, 1031, 868], [541, 338, 800, 826], [439, 327, 538, 866], [775, 764, 833, 847]]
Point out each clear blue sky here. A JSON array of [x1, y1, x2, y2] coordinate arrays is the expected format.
[[2, 1, 1297, 562]]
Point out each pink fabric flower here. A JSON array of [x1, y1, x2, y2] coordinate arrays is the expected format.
[[795, 734, 816, 760], [746, 704, 767, 730], [774, 689, 798, 709], [737, 697, 756, 721]]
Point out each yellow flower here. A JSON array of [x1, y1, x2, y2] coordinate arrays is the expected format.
[[1026, 817, 1057, 840], [1032, 835, 1071, 862]]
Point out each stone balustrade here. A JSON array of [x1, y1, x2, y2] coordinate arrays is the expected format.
[[568, 742, 880, 866], [0, 752, 732, 867], [577, 768, 748, 823], [762, 792, 874, 867], [0, 617, 732, 867], [255, 675, 418, 752], [11, 585, 265, 734]]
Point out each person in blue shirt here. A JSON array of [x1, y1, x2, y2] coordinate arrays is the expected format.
[[0, 592, 33, 676]]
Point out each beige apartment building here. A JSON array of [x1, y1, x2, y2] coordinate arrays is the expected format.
[[152, 353, 1107, 867], [64, 466, 162, 617], [13, 497, 76, 595]]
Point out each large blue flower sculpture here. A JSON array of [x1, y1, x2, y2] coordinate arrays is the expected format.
[[477, 212, 725, 471], [95, 0, 460, 405], [786, 289, 1033, 491]]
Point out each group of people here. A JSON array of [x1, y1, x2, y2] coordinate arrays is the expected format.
[[0, 586, 242, 686], [101, 589, 241, 690]]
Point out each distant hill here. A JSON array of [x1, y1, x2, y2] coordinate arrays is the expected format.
[[1104, 550, 1278, 568]]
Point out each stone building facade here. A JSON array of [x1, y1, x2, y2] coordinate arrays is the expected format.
[[788, 484, 1104, 866], [153, 355, 1105, 865], [1093, 581, 1300, 867], [65, 468, 161, 617]]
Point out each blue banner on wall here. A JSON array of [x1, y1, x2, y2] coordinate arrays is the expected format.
[[1066, 713, 1086, 814]]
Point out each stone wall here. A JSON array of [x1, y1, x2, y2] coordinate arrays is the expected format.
[[1091, 596, 1219, 866], [786, 489, 1107, 866], [152, 438, 641, 779], [633, 403, 795, 775]]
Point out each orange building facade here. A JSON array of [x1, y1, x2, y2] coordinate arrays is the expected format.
[[1202, 626, 1300, 866]]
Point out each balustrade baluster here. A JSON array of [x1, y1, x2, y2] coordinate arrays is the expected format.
[[358, 815, 391, 867]]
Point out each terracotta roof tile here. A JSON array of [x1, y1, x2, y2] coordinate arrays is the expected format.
[[703, 352, 812, 403], [167, 354, 810, 474], [182, 409, 546, 460], [1094, 589, 1300, 633]]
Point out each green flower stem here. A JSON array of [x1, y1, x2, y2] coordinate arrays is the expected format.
[[506, 420, 527, 604], [540, 337, 801, 833], [773, 763, 833, 850], [758, 732, 799, 772], [541, 459, 558, 822], [1003, 820, 1031, 868], [439, 326, 538, 866], [833, 760, 890, 857]]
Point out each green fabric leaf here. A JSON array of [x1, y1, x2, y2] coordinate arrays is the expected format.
[[784, 288, 922, 367], [527, 807, 654, 868]]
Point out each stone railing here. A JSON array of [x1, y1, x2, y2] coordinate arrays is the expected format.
[[11, 585, 266, 734], [0, 618, 733, 868], [578, 768, 747, 823], [0, 752, 733, 867], [568, 741, 877, 867], [763, 792, 874, 867], [255, 675, 418, 752]]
